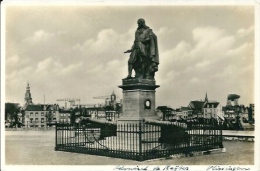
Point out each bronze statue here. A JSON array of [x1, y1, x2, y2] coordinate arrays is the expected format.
[[124, 18, 159, 79]]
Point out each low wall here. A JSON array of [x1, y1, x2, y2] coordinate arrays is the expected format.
[[222, 130, 254, 137], [222, 130, 254, 142], [5, 127, 56, 131]]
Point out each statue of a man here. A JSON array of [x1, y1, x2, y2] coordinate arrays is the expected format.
[[124, 18, 159, 79]]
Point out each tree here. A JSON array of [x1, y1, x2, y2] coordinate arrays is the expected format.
[[103, 105, 114, 111], [46, 110, 54, 126], [5, 103, 20, 126], [70, 107, 78, 126]]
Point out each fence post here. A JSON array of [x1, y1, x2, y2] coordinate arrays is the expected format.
[[55, 122, 58, 151], [162, 111, 165, 121], [186, 122, 191, 157], [138, 122, 143, 161], [220, 121, 224, 148]]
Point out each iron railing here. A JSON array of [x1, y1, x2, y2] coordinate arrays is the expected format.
[[55, 119, 223, 161]]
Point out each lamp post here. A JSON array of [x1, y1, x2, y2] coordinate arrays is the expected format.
[[236, 108, 242, 130], [162, 110, 166, 121]]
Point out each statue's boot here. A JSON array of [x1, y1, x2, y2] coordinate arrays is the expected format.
[[124, 65, 133, 79], [141, 64, 146, 79], [124, 75, 133, 79]]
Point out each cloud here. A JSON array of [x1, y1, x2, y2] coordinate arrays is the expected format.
[[192, 27, 225, 42], [189, 77, 199, 83], [23, 30, 54, 44], [87, 64, 104, 73], [35, 57, 84, 77], [156, 25, 254, 107], [226, 42, 253, 58], [157, 27, 175, 36], [6, 66, 34, 83], [5, 7, 254, 108], [195, 60, 211, 68], [191, 27, 235, 61], [237, 26, 254, 38], [6, 55, 19, 64], [9, 25, 253, 108], [73, 28, 133, 55], [36, 58, 55, 71], [59, 63, 83, 76]]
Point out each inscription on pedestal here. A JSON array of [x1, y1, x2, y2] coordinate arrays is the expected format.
[[119, 78, 160, 121], [123, 91, 140, 118], [120, 90, 157, 120]]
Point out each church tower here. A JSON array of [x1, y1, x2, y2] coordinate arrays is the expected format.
[[24, 82, 33, 105], [205, 92, 209, 102], [110, 91, 116, 109]]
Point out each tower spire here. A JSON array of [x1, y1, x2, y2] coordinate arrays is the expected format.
[[24, 82, 33, 105], [205, 92, 208, 102]]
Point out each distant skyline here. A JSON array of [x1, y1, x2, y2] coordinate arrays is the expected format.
[[4, 5, 255, 108]]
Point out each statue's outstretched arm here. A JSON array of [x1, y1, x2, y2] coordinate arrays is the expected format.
[[124, 43, 134, 53], [124, 49, 132, 53]]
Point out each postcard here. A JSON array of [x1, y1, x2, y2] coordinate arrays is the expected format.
[[1, 1, 259, 171]]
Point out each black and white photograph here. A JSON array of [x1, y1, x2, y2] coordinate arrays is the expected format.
[[1, 1, 259, 171]]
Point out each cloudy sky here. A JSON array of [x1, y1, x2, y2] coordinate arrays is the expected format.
[[4, 4, 255, 108]]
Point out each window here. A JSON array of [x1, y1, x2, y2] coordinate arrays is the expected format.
[[41, 112, 44, 116], [30, 118, 33, 123], [35, 112, 38, 117], [30, 112, 33, 116], [53, 118, 56, 122], [41, 118, 44, 123], [35, 118, 38, 123]]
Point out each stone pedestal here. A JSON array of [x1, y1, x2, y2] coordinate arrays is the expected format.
[[116, 78, 160, 152], [118, 78, 160, 121]]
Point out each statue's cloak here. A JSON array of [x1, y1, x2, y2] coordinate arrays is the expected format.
[[128, 26, 159, 66], [149, 30, 159, 64]]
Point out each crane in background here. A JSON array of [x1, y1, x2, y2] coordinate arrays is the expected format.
[[72, 104, 96, 108], [93, 91, 117, 108], [56, 98, 80, 108], [93, 96, 110, 107]]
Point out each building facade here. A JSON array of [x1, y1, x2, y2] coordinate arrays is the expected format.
[[59, 108, 71, 123], [188, 100, 205, 119], [203, 101, 224, 120], [23, 104, 60, 127], [24, 105, 47, 127]]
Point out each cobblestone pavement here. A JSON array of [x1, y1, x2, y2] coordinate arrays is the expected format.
[[5, 130, 254, 165]]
